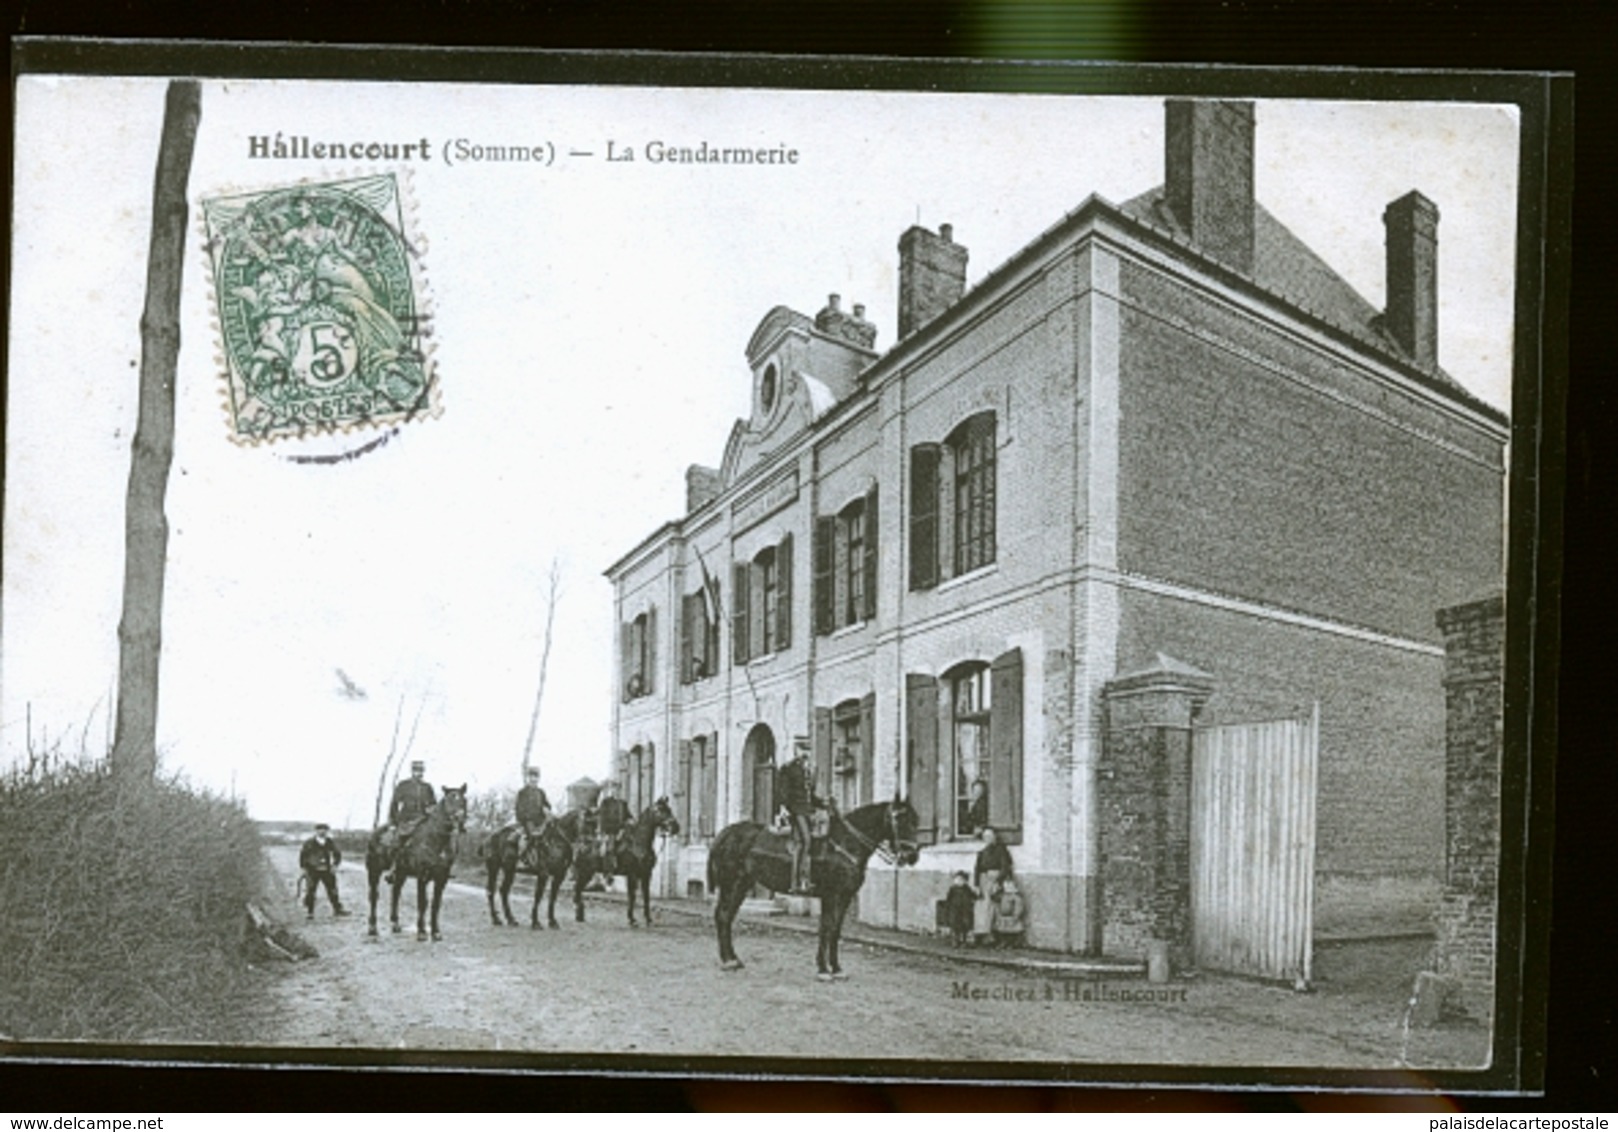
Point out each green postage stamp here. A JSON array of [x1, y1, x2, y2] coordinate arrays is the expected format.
[[202, 174, 436, 443]]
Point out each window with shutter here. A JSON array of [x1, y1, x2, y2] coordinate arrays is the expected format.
[[909, 445, 940, 590], [813, 515, 835, 636], [845, 501, 867, 627], [905, 673, 939, 843], [833, 510, 850, 629], [948, 662, 992, 840], [949, 412, 997, 576], [751, 550, 769, 658], [732, 561, 751, 665], [829, 700, 861, 813]]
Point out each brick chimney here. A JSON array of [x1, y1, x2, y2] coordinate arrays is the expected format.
[[1164, 100, 1256, 274], [686, 465, 722, 513], [1384, 190, 1440, 371], [816, 293, 877, 350], [898, 223, 968, 339]]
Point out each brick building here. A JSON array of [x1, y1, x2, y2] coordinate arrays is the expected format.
[[603, 99, 1507, 957]]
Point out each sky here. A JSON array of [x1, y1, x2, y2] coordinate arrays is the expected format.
[[4, 77, 1520, 824]]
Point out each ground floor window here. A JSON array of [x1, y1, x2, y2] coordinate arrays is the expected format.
[[815, 695, 875, 814], [677, 732, 719, 842], [621, 743, 656, 815], [905, 648, 1023, 844]]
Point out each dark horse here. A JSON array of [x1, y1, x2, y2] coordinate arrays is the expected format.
[[365, 785, 468, 942], [481, 809, 581, 930], [571, 797, 680, 927], [708, 797, 920, 980]]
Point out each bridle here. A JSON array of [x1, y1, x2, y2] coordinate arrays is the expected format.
[[835, 802, 918, 866]]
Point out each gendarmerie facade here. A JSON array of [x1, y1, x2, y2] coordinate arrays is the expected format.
[[604, 99, 1507, 955]]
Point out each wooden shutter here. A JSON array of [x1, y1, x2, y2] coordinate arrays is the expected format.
[[675, 739, 692, 844], [615, 749, 630, 799], [813, 514, 835, 636], [701, 733, 719, 837], [642, 741, 657, 810], [680, 593, 695, 684], [906, 674, 939, 843], [732, 561, 751, 665], [909, 446, 939, 590], [864, 487, 879, 622], [989, 647, 1024, 842], [833, 514, 850, 631], [644, 605, 657, 694], [619, 621, 632, 701], [708, 580, 721, 674], [777, 533, 793, 650], [858, 692, 875, 807], [748, 556, 766, 659], [813, 706, 833, 800]]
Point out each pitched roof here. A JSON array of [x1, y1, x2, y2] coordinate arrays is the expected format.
[[1117, 187, 1471, 398]]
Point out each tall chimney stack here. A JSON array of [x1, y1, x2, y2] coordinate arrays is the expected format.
[[897, 223, 969, 338], [1164, 99, 1256, 274], [1383, 190, 1440, 371]]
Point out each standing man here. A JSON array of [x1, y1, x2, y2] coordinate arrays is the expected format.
[[515, 765, 551, 864], [776, 744, 817, 895], [299, 823, 349, 919]]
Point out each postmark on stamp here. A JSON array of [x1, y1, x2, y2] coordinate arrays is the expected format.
[[201, 174, 435, 445]]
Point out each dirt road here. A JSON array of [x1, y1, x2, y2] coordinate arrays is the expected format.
[[251, 846, 1486, 1071]]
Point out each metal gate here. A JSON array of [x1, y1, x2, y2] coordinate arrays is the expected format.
[[1190, 707, 1318, 984]]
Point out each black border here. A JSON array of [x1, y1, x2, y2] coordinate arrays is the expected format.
[[3, 17, 1586, 1112]]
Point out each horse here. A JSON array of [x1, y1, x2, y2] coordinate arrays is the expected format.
[[481, 809, 581, 930], [708, 796, 920, 980], [571, 796, 680, 927], [365, 785, 468, 942]]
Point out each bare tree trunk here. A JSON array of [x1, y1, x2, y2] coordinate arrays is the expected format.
[[520, 558, 563, 776], [373, 695, 407, 829], [111, 80, 201, 784]]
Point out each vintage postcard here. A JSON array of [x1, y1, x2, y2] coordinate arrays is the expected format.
[[2, 46, 1560, 1092]]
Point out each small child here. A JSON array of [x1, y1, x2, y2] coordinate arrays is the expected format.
[[944, 870, 977, 948], [991, 876, 1027, 949]]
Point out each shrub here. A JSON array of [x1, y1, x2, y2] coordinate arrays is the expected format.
[[0, 759, 264, 1042]]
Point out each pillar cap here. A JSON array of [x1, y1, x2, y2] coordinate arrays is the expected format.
[[1105, 653, 1215, 699]]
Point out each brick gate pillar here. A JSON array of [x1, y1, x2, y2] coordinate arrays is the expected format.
[[1099, 654, 1214, 971], [1431, 594, 1506, 1021]]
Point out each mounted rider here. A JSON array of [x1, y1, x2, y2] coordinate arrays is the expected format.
[[514, 765, 552, 864], [595, 778, 630, 868], [776, 742, 819, 895], [390, 759, 437, 833]]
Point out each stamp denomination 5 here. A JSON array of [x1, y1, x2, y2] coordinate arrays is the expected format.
[[201, 174, 435, 445]]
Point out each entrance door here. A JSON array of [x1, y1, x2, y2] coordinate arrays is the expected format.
[[744, 724, 776, 825], [1190, 707, 1318, 984]]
